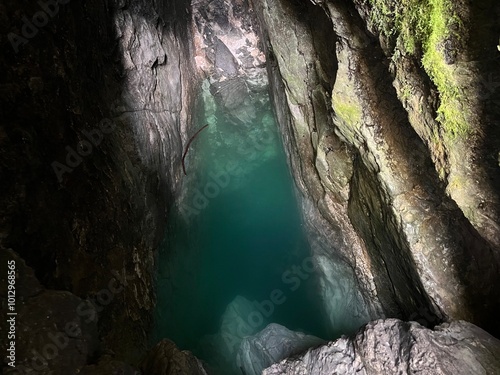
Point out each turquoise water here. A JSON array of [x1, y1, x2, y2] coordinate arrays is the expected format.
[[154, 87, 329, 373]]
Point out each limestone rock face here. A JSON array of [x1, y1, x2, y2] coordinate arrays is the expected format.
[[0, 0, 198, 370], [251, 0, 386, 335], [191, 0, 269, 127], [263, 319, 500, 375], [251, 0, 500, 335]]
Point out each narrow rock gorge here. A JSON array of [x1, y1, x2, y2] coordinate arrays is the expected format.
[[1, 0, 499, 374]]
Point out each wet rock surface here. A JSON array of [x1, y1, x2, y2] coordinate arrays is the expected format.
[[252, 0, 386, 333], [1, 0, 198, 371], [192, 0, 269, 127], [237, 323, 326, 375], [252, 0, 500, 335], [263, 319, 500, 375], [1, 247, 100, 375]]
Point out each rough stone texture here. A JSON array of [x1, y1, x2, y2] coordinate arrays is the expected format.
[[140, 339, 208, 375], [251, 0, 383, 337], [192, 0, 267, 87], [237, 323, 326, 375], [251, 0, 500, 335], [1, 248, 99, 375], [357, 0, 500, 251], [0, 0, 198, 371], [263, 319, 500, 375], [191, 0, 269, 128], [197, 295, 263, 375]]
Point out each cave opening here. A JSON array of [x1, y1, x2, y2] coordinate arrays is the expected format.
[[153, 80, 330, 373]]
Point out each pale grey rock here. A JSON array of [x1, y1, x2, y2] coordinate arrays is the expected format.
[[215, 38, 240, 77], [236, 323, 326, 375], [251, 0, 500, 335], [210, 78, 249, 110], [192, 0, 269, 128], [198, 296, 265, 375], [263, 319, 500, 375], [251, 0, 382, 334]]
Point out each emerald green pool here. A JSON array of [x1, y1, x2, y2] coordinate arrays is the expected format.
[[153, 86, 330, 373]]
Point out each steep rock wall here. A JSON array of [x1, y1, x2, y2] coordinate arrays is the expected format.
[[251, 0, 384, 336], [252, 0, 500, 336], [0, 0, 198, 371]]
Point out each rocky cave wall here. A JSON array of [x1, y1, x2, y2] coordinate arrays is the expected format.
[[1, 0, 198, 372], [1, 0, 500, 373], [251, 0, 500, 336]]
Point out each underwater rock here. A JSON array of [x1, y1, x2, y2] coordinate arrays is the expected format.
[[236, 323, 325, 375], [198, 295, 265, 375], [2, 0, 500, 373]]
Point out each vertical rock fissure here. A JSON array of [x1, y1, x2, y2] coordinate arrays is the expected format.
[[153, 1, 346, 374]]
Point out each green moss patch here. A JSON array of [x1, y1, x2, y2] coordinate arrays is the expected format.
[[368, 0, 471, 139], [332, 95, 362, 127]]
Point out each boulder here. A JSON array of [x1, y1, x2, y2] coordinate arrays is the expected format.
[[264, 319, 500, 375]]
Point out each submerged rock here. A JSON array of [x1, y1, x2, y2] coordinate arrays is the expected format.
[[236, 323, 326, 375], [198, 295, 265, 375], [263, 319, 500, 375]]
